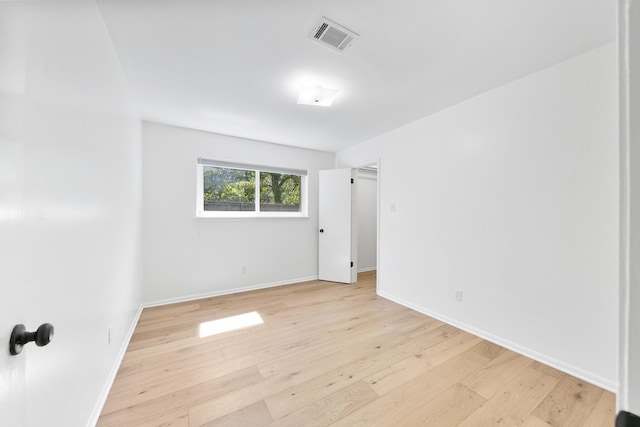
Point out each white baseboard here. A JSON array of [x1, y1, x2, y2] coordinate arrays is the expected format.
[[87, 305, 144, 427], [357, 266, 377, 273], [377, 290, 618, 393], [142, 275, 319, 308]]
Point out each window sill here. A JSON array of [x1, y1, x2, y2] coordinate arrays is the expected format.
[[195, 214, 310, 221]]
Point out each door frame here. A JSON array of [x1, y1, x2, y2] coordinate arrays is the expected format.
[[619, 0, 638, 415]]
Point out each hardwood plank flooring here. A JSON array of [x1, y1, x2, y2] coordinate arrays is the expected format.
[[98, 271, 615, 426]]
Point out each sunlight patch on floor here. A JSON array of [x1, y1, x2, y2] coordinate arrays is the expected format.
[[199, 311, 264, 338]]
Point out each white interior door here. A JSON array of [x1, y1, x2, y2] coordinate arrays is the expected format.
[[319, 168, 356, 283], [0, 121, 27, 426]]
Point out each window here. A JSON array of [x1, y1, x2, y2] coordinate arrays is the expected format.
[[196, 158, 307, 217]]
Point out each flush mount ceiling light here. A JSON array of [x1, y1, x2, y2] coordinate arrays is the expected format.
[[297, 85, 339, 107]]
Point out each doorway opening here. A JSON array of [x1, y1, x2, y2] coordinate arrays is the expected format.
[[356, 162, 378, 288], [317, 163, 379, 287]]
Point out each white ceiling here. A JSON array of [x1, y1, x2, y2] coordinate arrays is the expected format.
[[97, 0, 615, 152]]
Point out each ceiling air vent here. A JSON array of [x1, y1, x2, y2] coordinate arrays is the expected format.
[[309, 17, 359, 53]]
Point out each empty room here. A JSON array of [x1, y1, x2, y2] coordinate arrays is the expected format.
[[2, 0, 640, 426]]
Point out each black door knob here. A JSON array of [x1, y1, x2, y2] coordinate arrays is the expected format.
[[9, 323, 54, 356], [319, 228, 324, 233]]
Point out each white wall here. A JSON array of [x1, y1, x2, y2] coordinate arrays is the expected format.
[[0, 2, 142, 426], [142, 122, 335, 304], [338, 43, 618, 389], [357, 169, 377, 271]]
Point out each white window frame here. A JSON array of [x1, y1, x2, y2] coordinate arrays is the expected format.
[[196, 158, 308, 218]]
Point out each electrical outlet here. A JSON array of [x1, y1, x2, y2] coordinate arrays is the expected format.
[[108, 325, 112, 345], [454, 289, 463, 302], [241, 266, 247, 274], [390, 202, 397, 213]]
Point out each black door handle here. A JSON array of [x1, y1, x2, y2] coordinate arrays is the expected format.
[[9, 323, 54, 356], [319, 228, 324, 233]]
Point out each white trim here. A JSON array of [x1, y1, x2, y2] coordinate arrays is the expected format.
[[143, 276, 319, 308], [194, 215, 310, 222], [197, 157, 308, 176], [376, 160, 380, 296], [195, 211, 308, 219], [86, 305, 144, 427], [357, 266, 377, 273], [377, 290, 618, 393], [618, 0, 631, 411]]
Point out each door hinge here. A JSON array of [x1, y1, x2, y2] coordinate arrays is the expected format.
[[350, 178, 354, 184], [350, 261, 354, 267]]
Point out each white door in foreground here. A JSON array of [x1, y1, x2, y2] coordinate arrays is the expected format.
[[319, 168, 356, 283]]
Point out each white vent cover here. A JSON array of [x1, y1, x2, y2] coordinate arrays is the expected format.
[[309, 17, 359, 53]]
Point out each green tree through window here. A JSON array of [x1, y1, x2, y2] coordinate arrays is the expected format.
[[260, 173, 301, 211], [203, 166, 255, 211], [201, 165, 302, 213]]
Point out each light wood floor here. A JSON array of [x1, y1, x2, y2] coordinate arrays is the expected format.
[[98, 271, 615, 426]]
